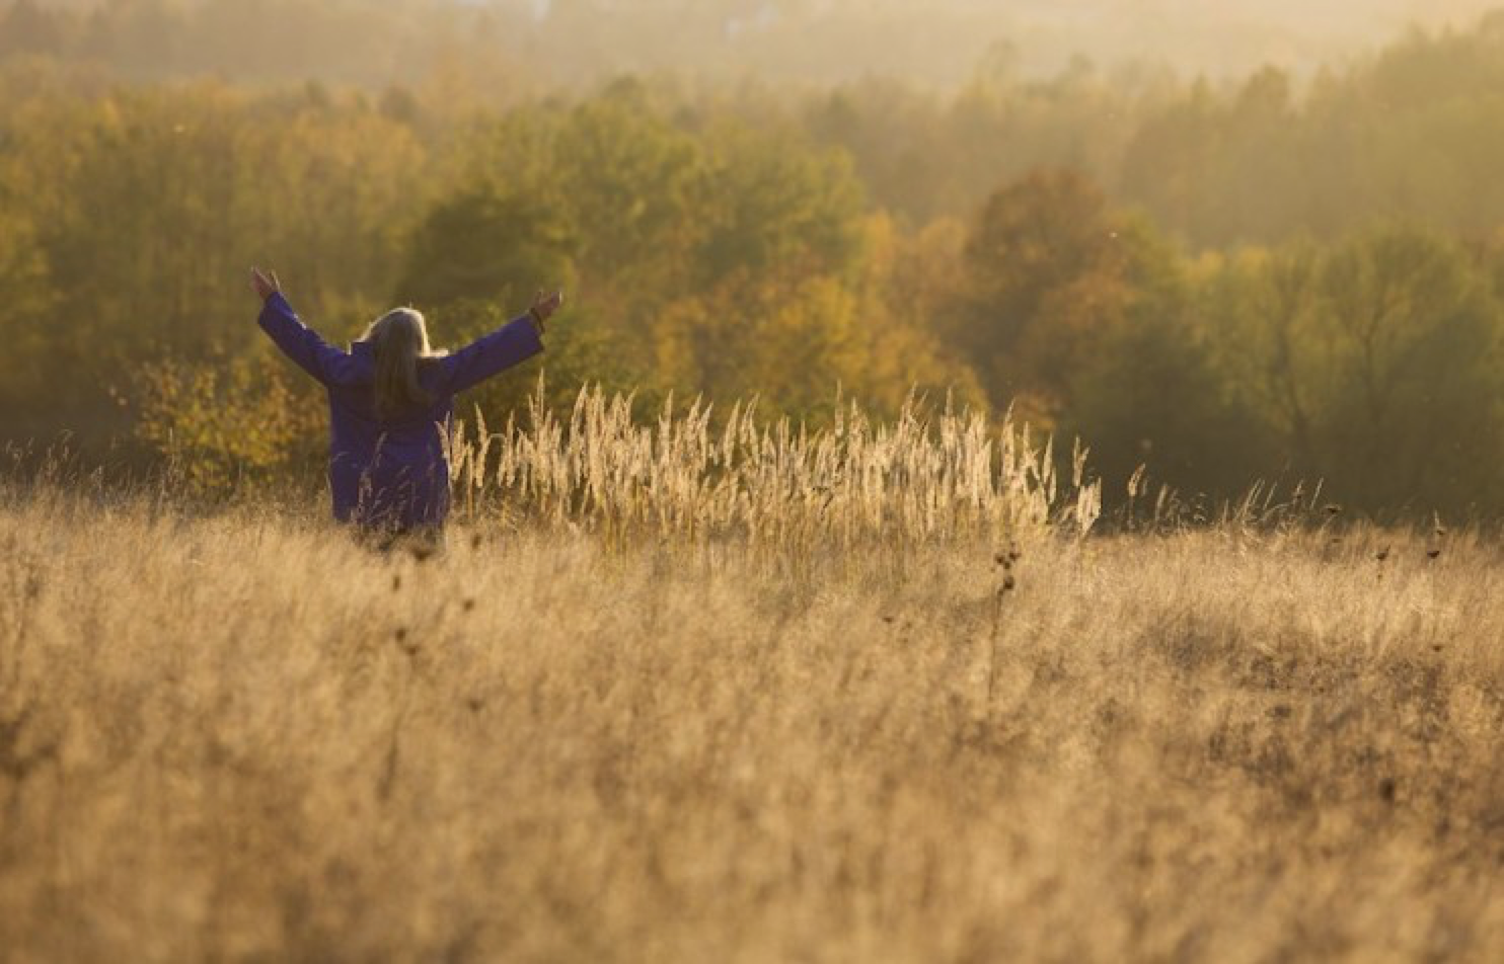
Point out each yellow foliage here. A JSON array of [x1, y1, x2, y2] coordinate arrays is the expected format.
[[133, 350, 322, 494]]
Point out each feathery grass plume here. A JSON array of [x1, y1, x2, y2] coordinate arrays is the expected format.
[[441, 380, 1101, 555]]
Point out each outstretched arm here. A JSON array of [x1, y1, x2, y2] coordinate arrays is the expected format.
[[441, 289, 562, 394], [251, 267, 349, 386]]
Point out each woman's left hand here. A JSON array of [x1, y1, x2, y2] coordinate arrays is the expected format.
[[530, 289, 565, 324]]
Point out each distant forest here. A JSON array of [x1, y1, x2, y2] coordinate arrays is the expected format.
[[5, 2, 1504, 515]]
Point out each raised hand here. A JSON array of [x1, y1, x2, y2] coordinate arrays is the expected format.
[[530, 289, 565, 324], [250, 267, 282, 302]]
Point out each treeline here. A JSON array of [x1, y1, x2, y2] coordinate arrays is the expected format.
[[811, 14, 1504, 246], [5, 18, 1504, 513], [9, 3, 1504, 247], [0, 71, 974, 458]]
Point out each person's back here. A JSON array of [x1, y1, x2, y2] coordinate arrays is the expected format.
[[250, 268, 563, 538], [323, 336, 453, 532]]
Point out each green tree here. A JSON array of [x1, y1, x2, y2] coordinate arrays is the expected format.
[[397, 190, 575, 309], [1315, 229, 1504, 510], [1202, 227, 1504, 513], [405, 82, 896, 419], [956, 169, 1143, 417], [1, 83, 427, 440], [694, 119, 866, 287], [0, 208, 55, 422], [1068, 303, 1272, 502]]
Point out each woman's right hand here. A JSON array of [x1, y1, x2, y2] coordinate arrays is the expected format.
[[250, 267, 282, 302]]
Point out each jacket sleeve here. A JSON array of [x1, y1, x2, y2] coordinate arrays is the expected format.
[[440, 316, 545, 395], [256, 292, 351, 386]]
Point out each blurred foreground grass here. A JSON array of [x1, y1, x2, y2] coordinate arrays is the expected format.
[[0, 491, 1501, 962]]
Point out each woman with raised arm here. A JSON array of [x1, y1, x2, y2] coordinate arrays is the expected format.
[[250, 267, 563, 550]]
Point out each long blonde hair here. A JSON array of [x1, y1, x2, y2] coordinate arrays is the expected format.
[[361, 308, 443, 418]]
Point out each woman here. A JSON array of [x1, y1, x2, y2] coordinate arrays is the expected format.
[[250, 267, 563, 547]]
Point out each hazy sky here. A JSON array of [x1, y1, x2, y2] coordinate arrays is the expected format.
[[19, 0, 1504, 86], [763, 1, 1502, 72], [502, 0, 1504, 83]]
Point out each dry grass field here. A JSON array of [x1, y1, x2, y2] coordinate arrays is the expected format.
[[1, 397, 1501, 962]]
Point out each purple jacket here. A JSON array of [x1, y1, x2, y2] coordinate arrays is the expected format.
[[257, 292, 543, 529]]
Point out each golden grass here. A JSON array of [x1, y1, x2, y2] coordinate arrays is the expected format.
[[441, 386, 1103, 550], [1, 483, 1501, 962]]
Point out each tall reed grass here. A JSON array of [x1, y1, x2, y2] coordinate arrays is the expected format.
[[442, 383, 1102, 551]]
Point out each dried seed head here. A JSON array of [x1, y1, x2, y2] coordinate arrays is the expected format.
[[462, 598, 476, 612], [392, 574, 402, 592], [1375, 547, 1390, 562], [1003, 574, 1016, 592], [1427, 549, 1441, 560], [472, 533, 484, 550], [1325, 504, 1342, 515]]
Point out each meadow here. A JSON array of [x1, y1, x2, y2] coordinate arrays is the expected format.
[[1, 396, 1500, 962]]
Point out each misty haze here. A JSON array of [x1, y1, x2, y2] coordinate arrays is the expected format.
[[7, 0, 1504, 86], [2, 2, 1502, 962]]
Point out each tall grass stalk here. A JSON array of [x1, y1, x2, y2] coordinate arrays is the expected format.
[[443, 382, 1102, 553]]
